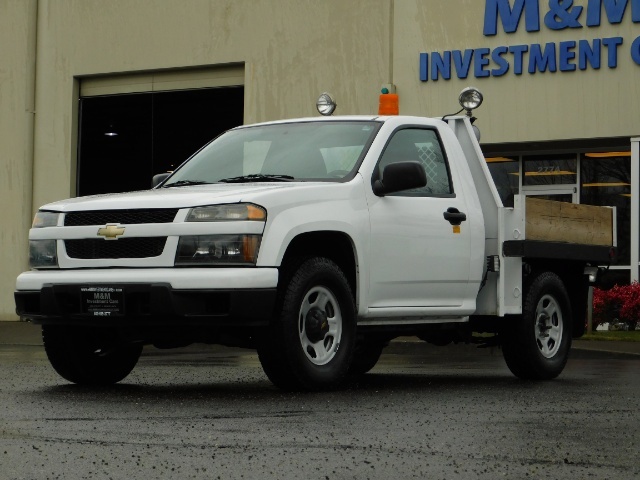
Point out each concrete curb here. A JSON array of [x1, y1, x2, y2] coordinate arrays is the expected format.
[[572, 339, 640, 356], [0, 321, 42, 346]]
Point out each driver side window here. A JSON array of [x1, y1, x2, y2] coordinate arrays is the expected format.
[[378, 128, 452, 196]]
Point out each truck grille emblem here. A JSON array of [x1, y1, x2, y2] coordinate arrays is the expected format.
[[97, 224, 125, 240]]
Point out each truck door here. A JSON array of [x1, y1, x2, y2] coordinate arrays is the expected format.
[[367, 127, 472, 308]]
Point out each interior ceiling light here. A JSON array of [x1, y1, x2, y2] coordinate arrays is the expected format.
[[485, 157, 516, 163], [104, 125, 118, 136], [585, 152, 631, 158], [525, 170, 575, 176], [583, 182, 630, 187]]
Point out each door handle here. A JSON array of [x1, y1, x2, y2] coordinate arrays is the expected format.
[[443, 207, 467, 226]]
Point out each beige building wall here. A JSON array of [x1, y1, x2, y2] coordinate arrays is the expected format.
[[394, 0, 640, 143], [31, 0, 392, 209], [0, 0, 37, 321], [1, 0, 638, 320]]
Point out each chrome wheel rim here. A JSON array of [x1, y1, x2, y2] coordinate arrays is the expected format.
[[535, 294, 563, 358], [298, 285, 342, 365]]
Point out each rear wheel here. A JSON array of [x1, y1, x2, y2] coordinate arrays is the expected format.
[[502, 271, 572, 380], [257, 257, 356, 391], [42, 326, 142, 385]]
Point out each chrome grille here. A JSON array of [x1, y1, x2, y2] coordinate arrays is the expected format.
[[65, 238, 168, 259], [64, 209, 178, 226]]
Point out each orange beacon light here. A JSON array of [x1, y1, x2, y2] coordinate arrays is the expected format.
[[378, 88, 399, 115]]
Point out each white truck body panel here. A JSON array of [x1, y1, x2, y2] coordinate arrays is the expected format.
[[16, 268, 279, 291], [16, 114, 612, 328], [446, 117, 524, 316]]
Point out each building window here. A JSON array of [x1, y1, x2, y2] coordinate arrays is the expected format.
[[523, 153, 577, 186], [486, 156, 519, 207], [580, 152, 631, 266], [77, 86, 244, 196]]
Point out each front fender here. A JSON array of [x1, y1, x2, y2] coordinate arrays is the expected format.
[[255, 178, 370, 315], [256, 179, 369, 268]]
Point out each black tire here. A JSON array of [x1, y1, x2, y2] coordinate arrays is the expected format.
[[502, 271, 572, 380], [348, 339, 385, 376], [42, 326, 142, 385], [257, 257, 356, 391]]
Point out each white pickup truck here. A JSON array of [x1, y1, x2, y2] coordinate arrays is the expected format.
[[15, 89, 615, 390]]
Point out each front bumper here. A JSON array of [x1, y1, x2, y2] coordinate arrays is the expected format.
[[15, 268, 278, 327]]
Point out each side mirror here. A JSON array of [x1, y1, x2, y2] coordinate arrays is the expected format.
[[152, 172, 171, 188], [373, 161, 427, 196]]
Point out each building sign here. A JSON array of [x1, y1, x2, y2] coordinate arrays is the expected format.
[[419, 0, 640, 81]]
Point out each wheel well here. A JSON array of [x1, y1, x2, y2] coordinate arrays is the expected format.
[[524, 260, 589, 338], [280, 231, 357, 298]]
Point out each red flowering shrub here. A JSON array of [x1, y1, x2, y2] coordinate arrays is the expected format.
[[591, 287, 609, 330], [591, 282, 640, 331]]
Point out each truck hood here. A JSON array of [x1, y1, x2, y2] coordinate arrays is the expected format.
[[40, 183, 333, 212]]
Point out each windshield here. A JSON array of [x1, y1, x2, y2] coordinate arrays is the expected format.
[[164, 121, 381, 185]]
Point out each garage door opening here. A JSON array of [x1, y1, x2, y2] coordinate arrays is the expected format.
[[77, 86, 244, 196]]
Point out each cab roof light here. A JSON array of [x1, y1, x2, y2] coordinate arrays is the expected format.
[[442, 87, 484, 126], [458, 87, 483, 116], [316, 92, 337, 116]]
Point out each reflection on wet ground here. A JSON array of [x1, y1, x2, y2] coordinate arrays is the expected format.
[[1, 341, 638, 480]]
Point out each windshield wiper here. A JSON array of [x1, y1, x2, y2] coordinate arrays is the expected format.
[[218, 174, 295, 183], [163, 180, 211, 188]]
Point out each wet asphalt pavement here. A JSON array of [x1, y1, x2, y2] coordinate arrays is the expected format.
[[0, 334, 639, 480]]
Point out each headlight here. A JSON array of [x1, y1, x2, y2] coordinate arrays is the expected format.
[[186, 204, 266, 222], [29, 240, 58, 269], [32, 211, 60, 228], [175, 235, 261, 266]]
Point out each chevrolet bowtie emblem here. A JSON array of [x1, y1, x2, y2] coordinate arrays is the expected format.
[[97, 224, 125, 240]]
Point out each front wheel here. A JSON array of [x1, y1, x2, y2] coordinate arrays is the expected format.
[[42, 326, 143, 385], [502, 271, 572, 380], [257, 257, 356, 391], [348, 339, 386, 376]]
